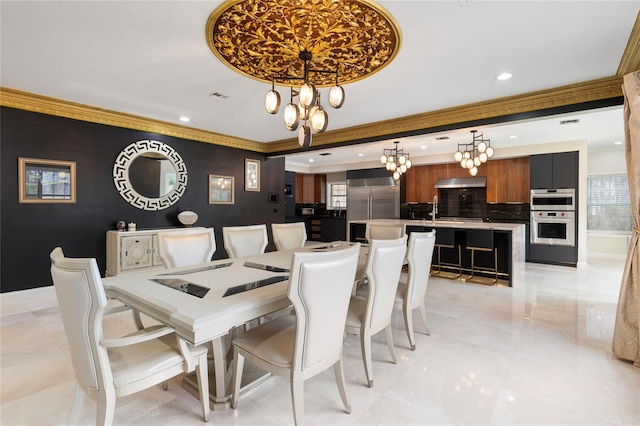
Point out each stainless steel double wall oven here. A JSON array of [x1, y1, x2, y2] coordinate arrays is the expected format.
[[530, 188, 576, 247]]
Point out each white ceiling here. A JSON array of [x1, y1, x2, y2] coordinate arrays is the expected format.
[[1, 1, 636, 172]]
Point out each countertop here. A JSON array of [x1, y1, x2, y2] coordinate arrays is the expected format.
[[348, 218, 525, 232]]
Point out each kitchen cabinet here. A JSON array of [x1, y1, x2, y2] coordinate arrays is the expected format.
[[405, 157, 528, 203], [530, 151, 578, 189], [405, 164, 438, 202], [486, 157, 530, 203], [320, 217, 346, 241], [295, 173, 326, 203]]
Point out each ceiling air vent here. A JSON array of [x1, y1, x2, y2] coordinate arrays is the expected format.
[[209, 91, 230, 100], [319, 152, 332, 156], [560, 119, 580, 125], [435, 136, 450, 140]]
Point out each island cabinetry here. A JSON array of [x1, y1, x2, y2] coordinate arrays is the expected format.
[[295, 173, 326, 203], [106, 227, 204, 276], [320, 217, 346, 241], [349, 219, 525, 287], [530, 151, 578, 189]]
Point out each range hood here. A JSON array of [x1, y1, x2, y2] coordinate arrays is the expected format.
[[434, 177, 486, 189]]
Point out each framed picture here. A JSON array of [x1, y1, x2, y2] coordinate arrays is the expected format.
[[245, 158, 260, 191], [209, 174, 234, 204], [18, 157, 76, 203]]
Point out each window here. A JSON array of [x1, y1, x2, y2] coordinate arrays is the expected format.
[[587, 174, 632, 232], [330, 184, 347, 210]]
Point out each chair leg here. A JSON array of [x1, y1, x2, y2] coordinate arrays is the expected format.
[[402, 303, 416, 350], [290, 373, 304, 426], [384, 325, 397, 364], [67, 382, 85, 425], [468, 248, 475, 281], [333, 356, 351, 414], [96, 388, 116, 426], [230, 347, 244, 409], [360, 331, 373, 388], [418, 303, 430, 336], [493, 248, 499, 284], [162, 381, 168, 391], [195, 352, 210, 422], [132, 309, 144, 330]]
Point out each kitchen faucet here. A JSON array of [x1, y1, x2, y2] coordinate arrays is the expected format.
[[429, 195, 438, 225]]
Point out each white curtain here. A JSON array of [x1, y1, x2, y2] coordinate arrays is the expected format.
[[612, 70, 640, 367]]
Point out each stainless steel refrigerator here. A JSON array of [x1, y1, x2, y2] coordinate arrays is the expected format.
[[346, 177, 400, 222]]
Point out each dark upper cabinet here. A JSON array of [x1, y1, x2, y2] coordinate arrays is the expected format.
[[530, 151, 578, 189]]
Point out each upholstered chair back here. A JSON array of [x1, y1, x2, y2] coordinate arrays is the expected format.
[[272, 222, 307, 251], [157, 228, 216, 268], [222, 224, 268, 258]]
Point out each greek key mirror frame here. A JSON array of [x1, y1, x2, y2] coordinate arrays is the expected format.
[[113, 140, 187, 211]]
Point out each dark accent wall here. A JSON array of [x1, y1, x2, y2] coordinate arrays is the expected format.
[[1, 107, 285, 293]]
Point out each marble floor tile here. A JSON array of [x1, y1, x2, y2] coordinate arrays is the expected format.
[[1, 255, 638, 425]]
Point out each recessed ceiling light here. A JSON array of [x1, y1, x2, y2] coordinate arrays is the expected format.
[[308, 159, 314, 162], [420, 145, 427, 149], [179, 116, 190, 122], [358, 153, 364, 157], [509, 135, 517, 139], [496, 72, 512, 81], [614, 141, 623, 145]]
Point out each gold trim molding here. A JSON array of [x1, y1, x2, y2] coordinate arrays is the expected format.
[[618, 11, 640, 75], [0, 87, 267, 153], [263, 75, 624, 153]]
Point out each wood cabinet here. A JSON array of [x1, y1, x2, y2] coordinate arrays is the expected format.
[[406, 157, 529, 203], [295, 173, 326, 203], [106, 227, 204, 276], [405, 164, 438, 202], [486, 157, 530, 203]]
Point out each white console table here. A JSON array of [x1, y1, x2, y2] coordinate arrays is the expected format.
[[106, 227, 204, 276]]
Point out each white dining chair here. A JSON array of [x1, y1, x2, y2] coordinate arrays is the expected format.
[[345, 235, 407, 387], [271, 222, 307, 251], [365, 222, 405, 244], [230, 243, 361, 426], [394, 230, 436, 350], [222, 224, 268, 258], [354, 223, 406, 290], [157, 227, 216, 268], [50, 247, 210, 425]]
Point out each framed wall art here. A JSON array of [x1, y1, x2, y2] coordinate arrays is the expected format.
[[209, 174, 234, 204], [18, 157, 76, 203], [245, 159, 260, 191]]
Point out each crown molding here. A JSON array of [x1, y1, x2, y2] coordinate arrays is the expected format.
[[263, 75, 623, 153], [0, 74, 623, 156], [0, 87, 267, 153], [617, 11, 640, 75]]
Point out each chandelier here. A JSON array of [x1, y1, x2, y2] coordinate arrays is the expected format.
[[264, 51, 344, 148], [453, 130, 495, 176], [206, 0, 401, 149], [381, 141, 412, 181]]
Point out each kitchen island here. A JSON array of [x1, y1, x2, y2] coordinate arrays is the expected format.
[[348, 219, 526, 287]]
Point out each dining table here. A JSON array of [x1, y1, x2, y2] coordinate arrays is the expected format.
[[102, 240, 364, 410]]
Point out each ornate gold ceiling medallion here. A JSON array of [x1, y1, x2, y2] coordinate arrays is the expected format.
[[206, 0, 402, 87]]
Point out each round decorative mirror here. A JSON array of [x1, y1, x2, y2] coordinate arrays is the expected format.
[[113, 140, 187, 211]]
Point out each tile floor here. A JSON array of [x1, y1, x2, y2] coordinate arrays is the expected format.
[[1, 256, 639, 425]]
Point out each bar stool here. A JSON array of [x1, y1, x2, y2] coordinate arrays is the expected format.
[[465, 230, 498, 284], [431, 228, 461, 278]]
